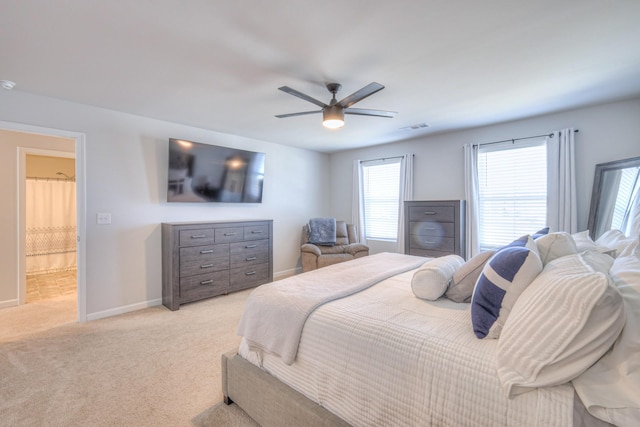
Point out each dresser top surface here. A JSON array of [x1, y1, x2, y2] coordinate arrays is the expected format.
[[162, 219, 272, 226]]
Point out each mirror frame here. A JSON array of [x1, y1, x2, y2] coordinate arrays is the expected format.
[[587, 155, 640, 239]]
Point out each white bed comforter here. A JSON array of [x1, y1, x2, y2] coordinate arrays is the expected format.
[[239, 254, 577, 427], [237, 252, 427, 365]]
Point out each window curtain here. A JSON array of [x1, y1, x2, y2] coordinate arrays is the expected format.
[[352, 160, 367, 244], [396, 154, 414, 253], [26, 178, 77, 274], [547, 128, 578, 233], [463, 144, 480, 258]]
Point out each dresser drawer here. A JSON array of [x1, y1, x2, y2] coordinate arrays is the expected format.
[[215, 227, 244, 243], [243, 224, 269, 241], [180, 244, 229, 263], [409, 248, 454, 258], [179, 228, 216, 247], [230, 250, 269, 268], [408, 206, 454, 223], [229, 263, 270, 291], [410, 234, 455, 252], [180, 254, 229, 277], [179, 270, 229, 303], [230, 239, 269, 255], [409, 221, 455, 237]]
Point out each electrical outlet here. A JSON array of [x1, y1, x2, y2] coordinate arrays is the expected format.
[[97, 212, 112, 225]]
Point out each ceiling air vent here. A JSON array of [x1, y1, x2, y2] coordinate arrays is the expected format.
[[400, 122, 429, 131]]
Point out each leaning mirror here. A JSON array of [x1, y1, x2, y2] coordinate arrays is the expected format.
[[587, 156, 640, 240]]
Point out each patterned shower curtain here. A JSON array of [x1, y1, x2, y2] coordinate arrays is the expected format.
[[25, 178, 77, 274]]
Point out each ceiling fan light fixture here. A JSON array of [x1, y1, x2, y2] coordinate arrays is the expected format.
[[323, 105, 344, 129]]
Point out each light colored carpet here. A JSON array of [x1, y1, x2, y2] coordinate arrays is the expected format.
[[0, 290, 259, 426]]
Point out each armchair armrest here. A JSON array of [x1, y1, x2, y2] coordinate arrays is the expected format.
[[301, 243, 322, 256], [345, 243, 369, 256]]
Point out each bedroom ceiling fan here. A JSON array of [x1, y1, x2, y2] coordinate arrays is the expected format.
[[275, 82, 397, 129]]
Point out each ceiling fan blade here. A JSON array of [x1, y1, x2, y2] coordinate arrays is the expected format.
[[337, 82, 385, 108], [278, 86, 327, 108], [275, 110, 322, 118], [344, 108, 397, 118]]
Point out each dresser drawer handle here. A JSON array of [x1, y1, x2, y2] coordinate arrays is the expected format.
[[423, 211, 436, 215], [251, 230, 263, 234], [200, 279, 214, 285], [245, 271, 256, 276], [190, 234, 206, 239], [200, 264, 214, 268], [245, 256, 257, 261], [224, 232, 237, 236], [200, 249, 214, 254], [424, 241, 436, 245], [424, 227, 436, 230], [245, 244, 257, 248]]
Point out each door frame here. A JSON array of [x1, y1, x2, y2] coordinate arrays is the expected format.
[[3, 121, 87, 322]]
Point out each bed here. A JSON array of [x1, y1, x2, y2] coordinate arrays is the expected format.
[[223, 231, 640, 427]]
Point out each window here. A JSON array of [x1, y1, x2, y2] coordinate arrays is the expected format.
[[477, 140, 547, 250], [361, 158, 402, 241]]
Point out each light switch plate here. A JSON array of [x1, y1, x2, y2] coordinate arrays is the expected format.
[[97, 212, 111, 225]]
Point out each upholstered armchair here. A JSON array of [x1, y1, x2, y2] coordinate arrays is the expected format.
[[301, 221, 369, 272]]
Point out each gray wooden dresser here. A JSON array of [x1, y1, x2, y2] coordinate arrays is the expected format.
[[162, 219, 273, 310], [404, 200, 465, 259]]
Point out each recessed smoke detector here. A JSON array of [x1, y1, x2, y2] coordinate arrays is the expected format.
[[400, 122, 429, 131], [1, 80, 16, 90]]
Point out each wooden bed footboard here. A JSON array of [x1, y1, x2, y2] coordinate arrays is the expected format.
[[222, 350, 351, 427]]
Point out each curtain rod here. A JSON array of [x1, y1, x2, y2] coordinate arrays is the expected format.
[[473, 129, 579, 148], [360, 154, 414, 163]]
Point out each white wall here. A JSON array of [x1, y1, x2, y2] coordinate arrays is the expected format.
[[0, 91, 330, 318], [329, 98, 640, 253]]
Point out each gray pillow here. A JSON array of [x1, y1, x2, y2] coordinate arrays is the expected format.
[[445, 251, 496, 303]]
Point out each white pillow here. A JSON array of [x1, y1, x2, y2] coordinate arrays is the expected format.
[[572, 252, 640, 426], [572, 230, 599, 252], [535, 232, 578, 265], [596, 229, 636, 258], [446, 250, 495, 303], [411, 255, 465, 300], [496, 253, 625, 397]]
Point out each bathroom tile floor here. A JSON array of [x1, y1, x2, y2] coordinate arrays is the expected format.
[[26, 270, 77, 303]]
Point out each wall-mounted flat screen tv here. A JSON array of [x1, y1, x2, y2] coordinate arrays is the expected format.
[[167, 138, 265, 203]]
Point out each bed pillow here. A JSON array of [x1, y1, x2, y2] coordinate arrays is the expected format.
[[572, 252, 640, 425], [496, 253, 626, 398], [533, 227, 549, 239], [571, 230, 599, 252], [596, 229, 636, 258], [411, 255, 465, 301], [470, 246, 542, 339], [446, 251, 495, 303], [535, 232, 577, 265]]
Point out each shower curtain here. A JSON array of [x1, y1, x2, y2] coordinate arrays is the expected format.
[[25, 178, 77, 274]]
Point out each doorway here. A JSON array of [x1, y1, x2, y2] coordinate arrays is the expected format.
[[1, 121, 87, 323], [24, 152, 77, 304]]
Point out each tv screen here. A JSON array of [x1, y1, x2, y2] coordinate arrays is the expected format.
[[167, 138, 265, 203]]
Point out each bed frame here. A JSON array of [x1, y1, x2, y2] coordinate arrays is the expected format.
[[222, 350, 351, 427]]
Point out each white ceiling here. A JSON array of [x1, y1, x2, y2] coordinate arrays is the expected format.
[[2, 1, 640, 153]]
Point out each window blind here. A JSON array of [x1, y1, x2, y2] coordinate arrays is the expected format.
[[477, 140, 547, 250], [361, 158, 402, 240]]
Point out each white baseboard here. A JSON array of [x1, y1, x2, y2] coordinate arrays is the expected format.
[[0, 299, 18, 309], [274, 267, 301, 280], [86, 298, 163, 321], [85, 269, 301, 321]]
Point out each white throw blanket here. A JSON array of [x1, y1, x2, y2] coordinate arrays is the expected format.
[[237, 252, 427, 365]]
